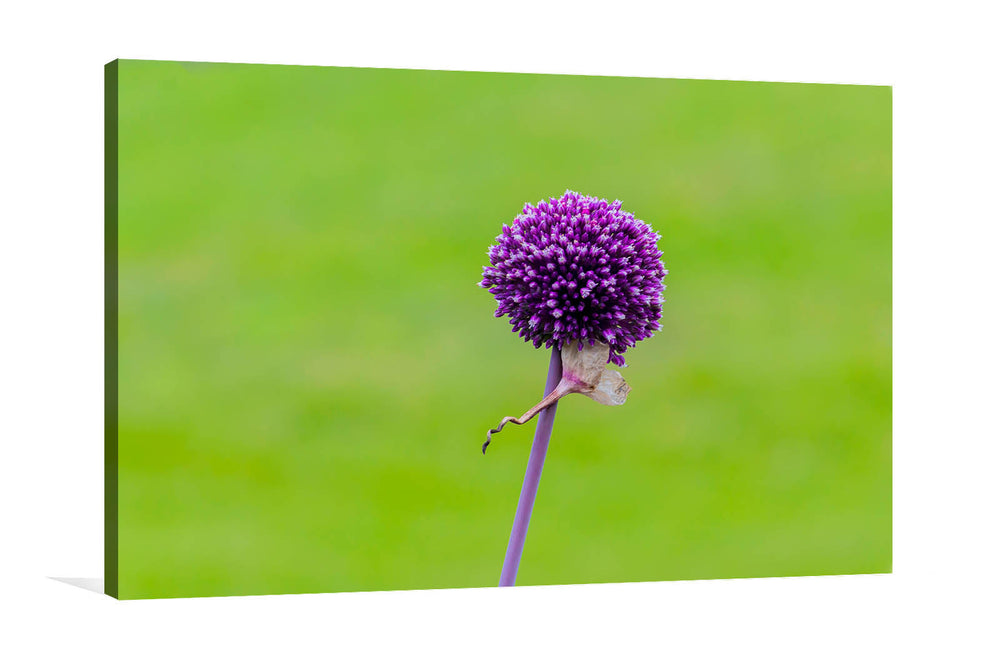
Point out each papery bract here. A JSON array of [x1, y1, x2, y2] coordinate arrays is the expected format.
[[482, 340, 630, 452]]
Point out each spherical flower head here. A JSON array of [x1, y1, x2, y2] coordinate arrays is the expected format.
[[480, 190, 667, 366]]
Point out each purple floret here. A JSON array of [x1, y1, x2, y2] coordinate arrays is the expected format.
[[480, 190, 667, 366]]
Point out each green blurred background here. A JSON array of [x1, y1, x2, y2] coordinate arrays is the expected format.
[[114, 60, 891, 599]]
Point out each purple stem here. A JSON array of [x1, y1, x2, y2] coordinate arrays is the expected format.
[[499, 347, 562, 587]]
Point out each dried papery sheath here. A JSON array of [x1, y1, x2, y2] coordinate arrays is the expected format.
[[482, 341, 630, 452]]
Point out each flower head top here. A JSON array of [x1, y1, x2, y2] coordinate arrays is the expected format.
[[480, 190, 666, 366]]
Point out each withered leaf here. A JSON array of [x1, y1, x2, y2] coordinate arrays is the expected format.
[[482, 340, 631, 453]]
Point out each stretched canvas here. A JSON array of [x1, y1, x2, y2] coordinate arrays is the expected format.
[[105, 59, 891, 600]]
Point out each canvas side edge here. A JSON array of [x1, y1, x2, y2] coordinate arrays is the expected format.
[[104, 59, 120, 599]]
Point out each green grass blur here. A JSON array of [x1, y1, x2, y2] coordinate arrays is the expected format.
[[114, 60, 891, 599]]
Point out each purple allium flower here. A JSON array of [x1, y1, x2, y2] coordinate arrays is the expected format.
[[480, 190, 667, 366]]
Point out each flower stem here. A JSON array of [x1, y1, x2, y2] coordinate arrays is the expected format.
[[498, 347, 562, 587]]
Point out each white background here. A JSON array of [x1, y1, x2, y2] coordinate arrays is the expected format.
[[2, 1, 998, 663]]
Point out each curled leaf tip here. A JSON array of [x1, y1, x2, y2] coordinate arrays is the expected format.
[[482, 416, 519, 454], [481, 386, 566, 453]]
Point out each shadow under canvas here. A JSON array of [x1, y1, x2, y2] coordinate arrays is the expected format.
[[50, 577, 105, 595]]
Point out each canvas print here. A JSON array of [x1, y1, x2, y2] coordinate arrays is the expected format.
[[105, 60, 891, 600]]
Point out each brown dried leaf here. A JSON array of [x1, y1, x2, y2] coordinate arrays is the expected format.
[[481, 339, 631, 453]]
